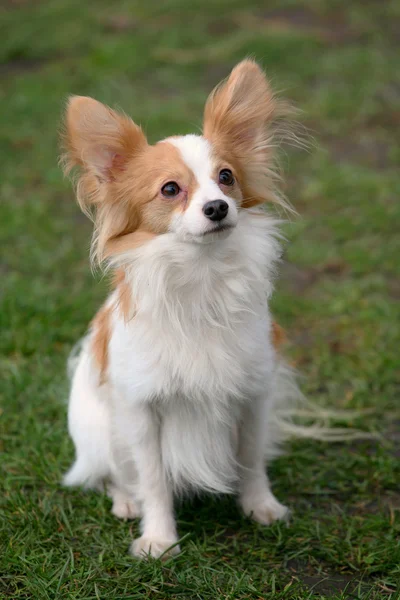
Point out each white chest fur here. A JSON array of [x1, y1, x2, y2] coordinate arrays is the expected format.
[[109, 212, 281, 404]]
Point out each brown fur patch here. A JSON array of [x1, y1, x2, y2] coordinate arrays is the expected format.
[[271, 321, 286, 350], [106, 230, 157, 257], [208, 153, 245, 207], [91, 303, 112, 384], [63, 98, 199, 261], [112, 268, 134, 322], [203, 59, 289, 210]]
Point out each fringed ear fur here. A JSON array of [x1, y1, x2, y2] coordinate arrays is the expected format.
[[61, 96, 148, 264], [203, 59, 296, 211], [62, 96, 146, 182]]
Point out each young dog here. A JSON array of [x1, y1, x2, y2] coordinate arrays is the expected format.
[[62, 60, 302, 559]]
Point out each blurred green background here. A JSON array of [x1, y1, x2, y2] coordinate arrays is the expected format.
[[1, 1, 399, 598]]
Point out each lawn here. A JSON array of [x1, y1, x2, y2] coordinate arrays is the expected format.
[[1, 0, 399, 598]]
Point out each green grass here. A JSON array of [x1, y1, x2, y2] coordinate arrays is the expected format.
[[1, 0, 400, 598]]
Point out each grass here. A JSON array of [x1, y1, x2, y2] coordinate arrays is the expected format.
[[1, 0, 399, 598]]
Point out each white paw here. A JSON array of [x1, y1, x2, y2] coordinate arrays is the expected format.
[[241, 494, 289, 525], [111, 497, 138, 520], [130, 536, 180, 559]]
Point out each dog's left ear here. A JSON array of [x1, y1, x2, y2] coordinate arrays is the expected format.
[[204, 60, 285, 208]]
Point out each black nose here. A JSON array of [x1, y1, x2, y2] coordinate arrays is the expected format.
[[203, 200, 229, 222]]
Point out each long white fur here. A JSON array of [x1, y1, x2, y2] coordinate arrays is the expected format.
[[63, 135, 316, 558]]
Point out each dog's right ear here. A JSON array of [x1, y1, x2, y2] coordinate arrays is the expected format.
[[61, 97, 149, 264], [62, 96, 147, 183]]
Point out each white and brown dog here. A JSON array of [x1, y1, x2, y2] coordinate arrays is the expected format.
[[62, 60, 304, 559]]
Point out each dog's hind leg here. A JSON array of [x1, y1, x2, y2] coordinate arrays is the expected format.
[[63, 348, 112, 490]]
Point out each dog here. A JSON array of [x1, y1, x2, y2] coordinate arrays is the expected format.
[[62, 60, 304, 559]]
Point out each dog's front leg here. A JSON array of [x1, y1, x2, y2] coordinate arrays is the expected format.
[[237, 398, 288, 525], [115, 403, 179, 559]]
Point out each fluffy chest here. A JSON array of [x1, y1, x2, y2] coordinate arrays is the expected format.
[[110, 290, 271, 404], [108, 213, 280, 403]]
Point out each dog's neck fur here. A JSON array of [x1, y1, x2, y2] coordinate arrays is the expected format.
[[113, 211, 282, 329]]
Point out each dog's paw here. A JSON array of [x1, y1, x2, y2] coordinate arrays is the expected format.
[[111, 497, 138, 520], [130, 536, 180, 559], [240, 494, 289, 525], [108, 486, 139, 520]]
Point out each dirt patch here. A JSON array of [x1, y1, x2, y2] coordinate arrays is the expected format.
[[280, 260, 349, 294], [203, 63, 234, 87], [207, 18, 239, 37], [380, 492, 400, 511], [365, 108, 400, 132], [101, 14, 138, 32], [348, 427, 400, 461], [320, 259, 349, 276], [327, 136, 392, 170], [2, 0, 40, 8], [280, 263, 320, 294], [286, 559, 370, 597], [388, 279, 400, 301], [348, 492, 400, 523], [302, 572, 361, 597], [244, 7, 365, 45], [0, 55, 48, 76], [387, 421, 400, 458]]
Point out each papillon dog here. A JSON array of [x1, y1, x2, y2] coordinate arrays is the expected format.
[[62, 60, 305, 559]]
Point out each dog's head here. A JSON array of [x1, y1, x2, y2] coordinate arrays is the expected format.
[[62, 60, 290, 263]]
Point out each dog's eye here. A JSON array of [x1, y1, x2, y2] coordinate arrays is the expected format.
[[161, 181, 180, 198], [219, 169, 235, 186]]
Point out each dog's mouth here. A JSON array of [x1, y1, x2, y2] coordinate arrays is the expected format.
[[184, 223, 236, 244], [202, 224, 235, 236]]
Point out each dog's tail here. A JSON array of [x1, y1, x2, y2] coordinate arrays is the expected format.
[[266, 360, 375, 460]]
